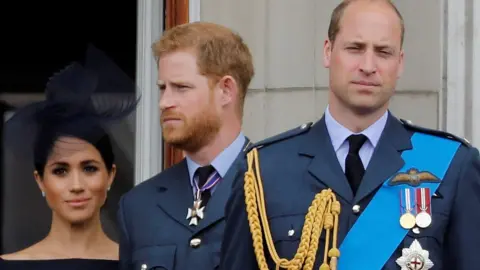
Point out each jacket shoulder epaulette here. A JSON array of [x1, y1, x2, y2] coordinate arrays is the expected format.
[[400, 119, 471, 147], [245, 122, 313, 152]]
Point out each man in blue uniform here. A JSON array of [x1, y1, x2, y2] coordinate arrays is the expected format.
[[220, 0, 480, 269], [117, 22, 254, 270]]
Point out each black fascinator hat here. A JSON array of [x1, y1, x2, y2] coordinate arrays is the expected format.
[[4, 45, 140, 175]]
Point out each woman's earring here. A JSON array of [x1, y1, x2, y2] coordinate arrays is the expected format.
[[107, 186, 111, 192], [41, 191, 45, 197]]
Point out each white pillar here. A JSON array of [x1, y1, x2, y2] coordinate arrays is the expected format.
[[189, 0, 201, 22], [471, 0, 480, 147], [445, 0, 466, 138], [135, 0, 163, 185]]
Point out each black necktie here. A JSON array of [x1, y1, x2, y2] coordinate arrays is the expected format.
[[195, 165, 216, 207], [345, 134, 368, 195]]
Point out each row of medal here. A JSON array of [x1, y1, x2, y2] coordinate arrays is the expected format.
[[399, 187, 432, 229], [397, 187, 435, 268]]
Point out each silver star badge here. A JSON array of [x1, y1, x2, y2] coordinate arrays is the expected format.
[[186, 200, 205, 226], [396, 239, 434, 270]]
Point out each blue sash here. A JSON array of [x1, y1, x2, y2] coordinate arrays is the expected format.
[[338, 132, 461, 269]]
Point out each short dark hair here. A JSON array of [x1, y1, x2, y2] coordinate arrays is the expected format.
[[328, 0, 405, 47]]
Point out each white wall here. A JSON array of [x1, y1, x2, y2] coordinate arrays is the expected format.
[[130, 0, 480, 182], [446, 0, 480, 146], [197, 0, 480, 146]]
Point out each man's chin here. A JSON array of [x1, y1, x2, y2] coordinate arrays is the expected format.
[[162, 134, 194, 150], [163, 135, 186, 146], [350, 102, 382, 115]]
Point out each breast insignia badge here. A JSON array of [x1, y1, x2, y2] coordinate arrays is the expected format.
[[186, 199, 204, 226], [396, 240, 434, 270], [389, 168, 440, 187]]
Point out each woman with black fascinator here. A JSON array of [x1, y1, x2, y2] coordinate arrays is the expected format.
[[0, 46, 139, 270]]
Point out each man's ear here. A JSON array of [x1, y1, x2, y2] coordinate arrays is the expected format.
[[323, 39, 333, 68], [217, 75, 238, 106]]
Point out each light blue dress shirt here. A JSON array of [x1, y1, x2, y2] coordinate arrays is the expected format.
[[186, 132, 246, 194], [324, 106, 388, 172]]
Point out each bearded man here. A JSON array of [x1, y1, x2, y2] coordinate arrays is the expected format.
[[117, 22, 254, 270]]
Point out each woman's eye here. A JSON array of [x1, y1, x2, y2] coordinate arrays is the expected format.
[[84, 166, 98, 173], [52, 168, 67, 175]]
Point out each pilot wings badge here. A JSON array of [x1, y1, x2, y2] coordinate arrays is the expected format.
[[388, 168, 440, 187], [396, 239, 434, 270]]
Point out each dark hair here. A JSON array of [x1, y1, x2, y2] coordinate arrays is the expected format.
[[4, 45, 139, 178], [328, 0, 405, 47], [33, 126, 114, 176]]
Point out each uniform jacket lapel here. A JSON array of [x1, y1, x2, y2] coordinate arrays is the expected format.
[[155, 160, 195, 232], [354, 113, 412, 203], [193, 139, 251, 233], [299, 117, 354, 203]]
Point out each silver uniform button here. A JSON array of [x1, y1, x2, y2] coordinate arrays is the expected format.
[[141, 263, 147, 270], [352, 205, 361, 213], [288, 229, 295, 237], [190, 238, 202, 248]]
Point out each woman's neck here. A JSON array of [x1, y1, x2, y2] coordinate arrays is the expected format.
[[42, 212, 112, 258]]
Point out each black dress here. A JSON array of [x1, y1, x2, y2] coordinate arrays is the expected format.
[[0, 257, 118, 270]]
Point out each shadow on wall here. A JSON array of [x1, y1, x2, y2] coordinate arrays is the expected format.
[[0, 121, 135, 253]]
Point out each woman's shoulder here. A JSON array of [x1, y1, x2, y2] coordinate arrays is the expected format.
[[0, 239, 118, 269], [0, 248, 118, 270], [0, 258, 118, 270], [104, 239, 119, 260], [1, 254, 20, 260], [0, 245, 38, 260]]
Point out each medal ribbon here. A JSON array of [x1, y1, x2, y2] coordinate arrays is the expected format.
[[194, 171, 222, 196], [400, 187, 416, 215], [415, 187, 431, 214]]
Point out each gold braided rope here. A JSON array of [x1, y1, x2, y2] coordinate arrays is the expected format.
[[244, 148, 341, 270]]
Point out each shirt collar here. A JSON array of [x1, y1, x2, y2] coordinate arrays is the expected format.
[[325, 106, 388, 151], [186, 132, 246, 185]]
